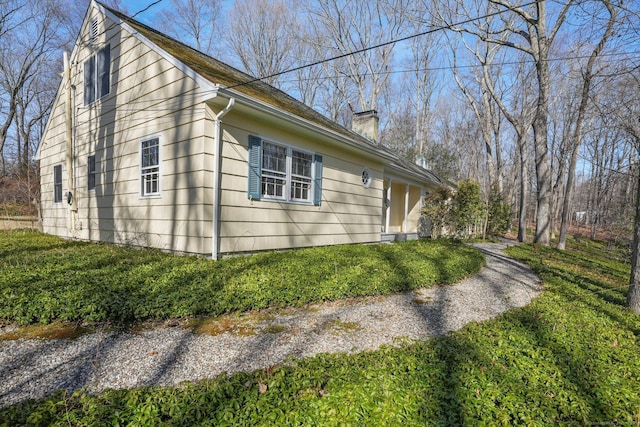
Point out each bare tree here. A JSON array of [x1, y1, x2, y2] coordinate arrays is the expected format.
[[448, 30, 505, 194], [304, 0, 411, 113], [0, 0, 63, 175], [441, 0, 574, 245], [155, 0, 222, 57], [557, 0, 617, 249], [483, 53, 536, 242], [597, 68, 640, 312], [225, 0, 297, 87], [407, 15, 441, 167]]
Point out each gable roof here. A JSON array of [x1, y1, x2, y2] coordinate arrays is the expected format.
[[40, 0, 444, 187], [97, 2, 397, 158]]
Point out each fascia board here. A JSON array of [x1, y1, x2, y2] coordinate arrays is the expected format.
[[384, 171, 428, 188], [216, 87, 396, 163], [386, 164, 442, 188]]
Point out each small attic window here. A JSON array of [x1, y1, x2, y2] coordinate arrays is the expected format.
[[89, 17, 99, 44], [362, 168, 372, 188]]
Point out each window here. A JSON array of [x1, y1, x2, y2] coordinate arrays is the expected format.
[[87, 155, 96, 191], [290, 149, 313, 201], [53, 165, 62, 203], [84, 44, 110, 105], [141, 136, 160, 197], [261, 142, 287, 198], [248, 136, 322, 205]]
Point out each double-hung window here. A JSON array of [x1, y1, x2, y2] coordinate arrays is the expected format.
[[290, 149, 313, 201], [141, 136, 160, 197], [248, 136, 322, 205], [84, 44, 111, 105], [53, 165, 62, 203], [261, 142, 288, 199]]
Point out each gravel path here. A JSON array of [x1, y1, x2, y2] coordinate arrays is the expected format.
[[0, 241, 541, 408]]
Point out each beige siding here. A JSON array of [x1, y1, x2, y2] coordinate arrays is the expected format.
[[407, 186, 423, 233], [216, 110, 384, 255], [39, 5, 436, 257], [38, 8, 208, 255]]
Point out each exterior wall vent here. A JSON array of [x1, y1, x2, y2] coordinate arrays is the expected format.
[[89, 18, 99, 45]]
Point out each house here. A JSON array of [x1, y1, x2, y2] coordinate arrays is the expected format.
[[36, 1, 443, 258]]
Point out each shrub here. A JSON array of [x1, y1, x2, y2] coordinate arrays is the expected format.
[[486, 187, 512, 238]]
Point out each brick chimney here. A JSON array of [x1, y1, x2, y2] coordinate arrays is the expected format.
[[352, 110, 379, 144]]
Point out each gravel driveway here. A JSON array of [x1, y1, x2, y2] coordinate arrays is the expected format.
[[0, 241, 541, 408]]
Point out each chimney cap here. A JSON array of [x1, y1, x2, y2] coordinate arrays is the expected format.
[[353, 109, 378, 117]]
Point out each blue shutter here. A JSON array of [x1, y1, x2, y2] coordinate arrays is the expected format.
[[247, 135, 262, 200], [313, 154, 323, 206]]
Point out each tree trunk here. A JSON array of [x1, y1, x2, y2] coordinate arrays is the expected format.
[[558, 0, 615, 250], [533, 110, 551, 245], [628, 163, 640, 313], [558, 145, 578, 250], [532, 41, 551, 246], [517, 134, 528, 242]]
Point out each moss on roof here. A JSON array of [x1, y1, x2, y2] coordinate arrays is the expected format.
[[101, 3, 376, 149], [97, 2, 446, 186]]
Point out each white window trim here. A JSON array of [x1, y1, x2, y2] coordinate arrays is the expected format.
[[139, 133, 162, 199], [261, 139, 315, 205]]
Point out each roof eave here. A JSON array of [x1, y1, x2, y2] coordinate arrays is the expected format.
[[215, 87, 397, 163], [386, 162, 443, 187]]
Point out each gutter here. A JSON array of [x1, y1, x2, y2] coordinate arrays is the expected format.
[[212, 97, 235, 260], [216, 87, 396, 163]]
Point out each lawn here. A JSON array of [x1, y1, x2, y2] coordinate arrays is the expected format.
[[0, 230, 484, 326], [2, 234, 640, 425]]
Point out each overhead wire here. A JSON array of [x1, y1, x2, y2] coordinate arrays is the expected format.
[[79, 0, 638, 112], [274, 49, 640, 85], [225, 0, 542, 89]]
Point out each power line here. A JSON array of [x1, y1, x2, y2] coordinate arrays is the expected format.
[[275, 49, 640, 85], [226, 0, 540, 89], [130, 0, 165, 19], [80, 0, 165, 50]]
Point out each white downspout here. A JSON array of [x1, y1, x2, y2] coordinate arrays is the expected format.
[[404, 183, 409, 233], [64, 52, 76, 233], [212, 97, 235, 260], [385, 180, 391, 234]]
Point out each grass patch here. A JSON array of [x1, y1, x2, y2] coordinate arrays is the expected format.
[[325, 318, 362, 333], [184, 316, 257, 337], [3, 242, 640, 425], [0, 230, 484, 326], [0, 322, 93, 341]]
